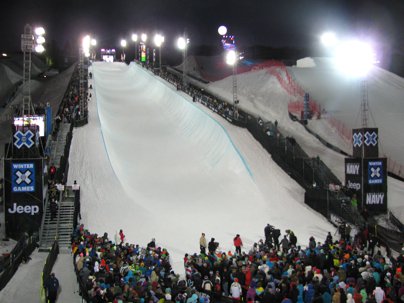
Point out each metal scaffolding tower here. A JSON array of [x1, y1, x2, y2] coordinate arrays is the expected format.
[[21, 24, 34, 117], [361, 79, 369, 128]]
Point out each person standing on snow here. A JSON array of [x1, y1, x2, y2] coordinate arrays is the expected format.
[[119, 229, 125, 244], [208, 238, 218, 254], [44, 272, 59, 303], [233, 234, 243, 255], [200, 233, 207, 255]]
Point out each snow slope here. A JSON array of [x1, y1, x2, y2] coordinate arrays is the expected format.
[[204, 61, 404, 223], [68, 62, 335, 274]]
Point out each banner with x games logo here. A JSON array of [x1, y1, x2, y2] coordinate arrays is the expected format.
[[4, 158, 44, 239], [352, 128, 379, 158]]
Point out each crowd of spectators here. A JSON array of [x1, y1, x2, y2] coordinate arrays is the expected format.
[[71, 220, 404, 303], [185, 225, 404, 303]]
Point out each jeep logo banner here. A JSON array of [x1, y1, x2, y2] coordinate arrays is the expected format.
[[345, 158, 362, 205], [4, 159, 43, 239]]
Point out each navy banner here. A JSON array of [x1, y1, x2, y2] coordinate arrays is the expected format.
[[4, 158, 44, 239], [363, 158, 387, 213]]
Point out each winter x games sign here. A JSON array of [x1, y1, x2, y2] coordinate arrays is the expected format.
[[11, 162, 35, 192], [363, 158, 387, 213], [4, 158, 43, 239]]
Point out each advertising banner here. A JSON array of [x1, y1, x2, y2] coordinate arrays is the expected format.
[[363, 158, 387, 213], [345, 157, 363, 204], [352, 128, 379, 158], [4, 158, 43, 239]]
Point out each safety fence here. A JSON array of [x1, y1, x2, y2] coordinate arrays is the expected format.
[[0, 233, 39, 291]]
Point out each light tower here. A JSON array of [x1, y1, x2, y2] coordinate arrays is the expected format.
[[177, 35, 189, 87], [21, 24, 45, 118]]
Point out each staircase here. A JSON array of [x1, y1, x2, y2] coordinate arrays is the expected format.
[[48, 123, 71, 168], [39, 187, 76, 253]]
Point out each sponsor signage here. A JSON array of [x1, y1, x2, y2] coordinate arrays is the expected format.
[[365, 192, 385, 205], [4, 159, 43, 239], [11, 162, 35, 192], [368, 160, 383, 184], [352, 128, 379, 158], [345, 158, 363, 205]]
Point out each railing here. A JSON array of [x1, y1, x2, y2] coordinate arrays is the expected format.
[[0, 233, 39, 291], [40, 241, 59, 303]]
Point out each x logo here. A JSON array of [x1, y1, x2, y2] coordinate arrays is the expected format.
[[14, 130, 34, 149], [364, 132, 378, 146], [353, 133, 363, 147], [15, 170, 32, 185], [370, 167, 381, 178]]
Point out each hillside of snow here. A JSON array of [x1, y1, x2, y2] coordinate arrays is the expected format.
[[68, 62, 336, 273]]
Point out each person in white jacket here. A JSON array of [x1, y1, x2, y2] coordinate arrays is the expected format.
[[373, 286, 385, 303], [230, 278, 242, 301]]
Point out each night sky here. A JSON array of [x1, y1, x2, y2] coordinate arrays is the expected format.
[[1, 0, 403, 69]]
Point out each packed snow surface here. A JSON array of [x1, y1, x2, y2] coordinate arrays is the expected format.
[[68, 62, 335, 273]]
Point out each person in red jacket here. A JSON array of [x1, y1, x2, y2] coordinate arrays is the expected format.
[[233, 234, 243, 255]]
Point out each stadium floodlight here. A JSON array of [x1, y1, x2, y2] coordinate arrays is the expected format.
[[226, 50, 237, 65], [154, 34, 165, 70], [132, 33, 138, 42], [34, 27, 45, 36], [218, 25, 227, 36], [91, 38, 97, 46], [120, 39, 127, 48], [177, 36, 189, 50], [2, 53, 7, 57], [82, 35, 90, 49], [36, 36, 45, 45], [141, 33, 147, 43], [35, 44, 45, 53], [334, 39, 376, 78], [320, 32, 337, 47], [154, 34, 164, 47], [177, 36, 190, 86]]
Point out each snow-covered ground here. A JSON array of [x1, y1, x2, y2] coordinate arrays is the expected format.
[[1, 56, 403, 300], [67, 62, 336, 275]]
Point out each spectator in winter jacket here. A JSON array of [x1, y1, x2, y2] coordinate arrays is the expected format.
[[44, 273, 59, 303], [119, 229, 125, 244], [230, 278, 242, 301], [208, 238, 218, 254], [200, 233, 207, 255], [233, 234, 243, 255], [280, 235, 289, 253]]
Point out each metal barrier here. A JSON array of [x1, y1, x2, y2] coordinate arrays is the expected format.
[[0, 233, 39, 291], [41, 240, 59, 303]]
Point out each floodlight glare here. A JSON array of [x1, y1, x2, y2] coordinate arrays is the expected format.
[[154, 34, 164, 47], [321, 32, 337, 47], [35, 44, 45, 53], [218, 25, 227, 36], [120, 39, 127, 48], [226, 50, 237, 65], [2, 53, 7, 57], [141, 33, 147, 42], [177, 37, 188, 50], [82, 35, 91, 49], [91, 38, 97, 46], [36, 36, 45, 45], [132, 33, 138, 42], [334, 39, 376, 78], [34, 27, 45, 36]]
